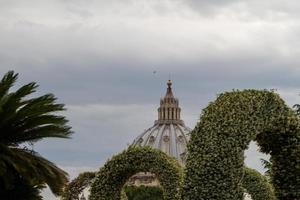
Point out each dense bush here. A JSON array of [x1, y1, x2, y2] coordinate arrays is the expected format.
[[124, 185, 163, 200], [242, 167, 276, 200], [182, 90, 300, 200], [89, 146, 183, 200], [61, 172, 96, 200]]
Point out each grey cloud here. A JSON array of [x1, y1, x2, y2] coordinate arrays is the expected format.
[[179, 0, 300, 19], [178, 0, 238, 15], [2, 0, 300, 21]]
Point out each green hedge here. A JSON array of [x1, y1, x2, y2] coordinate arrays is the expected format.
[[182, 90, 300, 200], [89, 146, 183, 200], [242, 167, 275, 200], [124, 185, 163, 200], [61, 172, 96, 200]]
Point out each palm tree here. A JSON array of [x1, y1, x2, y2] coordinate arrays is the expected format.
[[261, 158, 272, 181], [0, 71, 72, 198]]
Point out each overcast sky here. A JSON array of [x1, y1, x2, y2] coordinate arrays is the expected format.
[[1, 0, 300, 199]]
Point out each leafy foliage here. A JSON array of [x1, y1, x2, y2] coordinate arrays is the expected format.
[[121, 189, 128, 200], [293, 104, 300, 117], [61, 172, 96, 200], [124, 185, 163, 200], [260, 158, 272, 181], [182, 90, 300, 200], [0, 167, 45, 200], [242, 167, 275, 200], [89, 146, 183, 200], [0, 71, 72, 196]]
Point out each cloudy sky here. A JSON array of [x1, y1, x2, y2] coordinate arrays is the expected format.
[[1, 0, 300, 199]]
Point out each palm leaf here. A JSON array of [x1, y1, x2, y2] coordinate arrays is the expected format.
[[0, 71, 18, 100], [0, 144, 68, 195], [0, 71, 73, 196]]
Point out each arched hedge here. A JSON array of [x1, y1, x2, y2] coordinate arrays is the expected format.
[[242, 167, 275, 200], [89, 146, 183, 200], [183, 90, 300, 200], [61, 172, 96, 200]]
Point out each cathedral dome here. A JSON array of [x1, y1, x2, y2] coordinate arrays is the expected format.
[[132, 80, 191, 165]]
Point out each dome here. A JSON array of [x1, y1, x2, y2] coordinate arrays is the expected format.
[[132, 80, 191, 165]]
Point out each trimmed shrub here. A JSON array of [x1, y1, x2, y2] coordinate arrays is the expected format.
[[124, 185, 163, 200], [182, 90, 300, 200], [242, 167, 275, 200], [89, 146, 183, 200]]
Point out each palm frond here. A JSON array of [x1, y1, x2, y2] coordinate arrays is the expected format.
[[0, 71, 18, 100], [1, 116, 71, 145], [16, 124, 71, 144], [0, 82, 38, 129], [0, 71, 72, 197], [0, 74, 72, 145], [0, 144, 68, 196], [260, 158, 272, 181]]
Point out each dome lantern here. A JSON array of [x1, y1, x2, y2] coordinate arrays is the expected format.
[[156, 80, 184, 125]]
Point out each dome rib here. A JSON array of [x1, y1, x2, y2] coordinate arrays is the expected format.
[[155, 124, 165, 150], [143, 125, 157, 146], [170, 124, 177, 159], [177, 125, 191, 145]]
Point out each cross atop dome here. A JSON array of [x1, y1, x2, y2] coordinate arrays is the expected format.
[[165, 80, 174, 98], [167, 79, 172, 86]]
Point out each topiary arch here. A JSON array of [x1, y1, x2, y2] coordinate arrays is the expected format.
[[89, 146, 183, 200], [242, 167, 275, 200], [183, 90, 300, 200]]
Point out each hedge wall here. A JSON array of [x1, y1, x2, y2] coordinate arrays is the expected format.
[[242, 167, 275, 200], [124, 185, 163, 200], [182, 90, 300, 200], [89, 146, 183, 200]]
